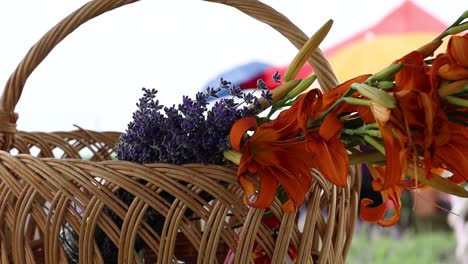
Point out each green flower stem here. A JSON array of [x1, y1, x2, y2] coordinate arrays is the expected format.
[[258, 79, 301, 110], [343, 128, 382, 137], [366, 63, 403, 84], [308, 83, 395, 131], [310, 86, 356, 126], [435, 10, 468, 40], [268, 75, 318, 118], [445, 95, 468, 107], [444, 22, 468, 37], [278, 75, 317, 105], [223, 150, 241, 165], [362, 135, 386, 155], [266, 106, 278, 119], [342, 97, 372, 106], [349, 150, 386, 165], [343, 123, 381, 138], [358, 123, 379, 130]]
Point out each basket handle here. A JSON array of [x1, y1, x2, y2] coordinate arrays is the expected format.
[[207, 0, 338, 90], [0, 0, 338, 149]]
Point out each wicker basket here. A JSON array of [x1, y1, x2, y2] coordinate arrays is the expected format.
[[0, 0, 362, 263]]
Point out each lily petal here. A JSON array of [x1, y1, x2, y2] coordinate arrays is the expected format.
[[306, 136, 349, 187], [394, 51, 431, 93], [318, 113, 343, 141], [360, 165, 403, 227], [244, 168, 278, 209], [230, 116, 258, 151], [437, 63, 468, 80], [371, 105, 406, 189], [447, 33, 468, 67]]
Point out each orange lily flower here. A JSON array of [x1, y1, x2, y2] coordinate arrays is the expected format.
[[323, 74, 376, 125], [392, 50, 452, 179], [350, 34, 467, 227], [392, 50, 468, 182], [320, 74, 372, 115], [361, 51, 424, 181], [392, 49, 468, 186], [361, 45, 467, 226], [360, 165, 413, 227], [361, 51, 437, 226], [359, 100, 410, 226], [437, 33, 468, 80], [393, 51, 432, 93], [230, 89, 349, 212], [427, 40, 468, 183], [429, 117, 468, 183], [431, 34, 468, 130]]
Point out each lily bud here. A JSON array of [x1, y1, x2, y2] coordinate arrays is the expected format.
[[284, 19, 333, 82], [417, 39, 443, 58], [376, 81, 395, 90], [352, 83, 397, 109]]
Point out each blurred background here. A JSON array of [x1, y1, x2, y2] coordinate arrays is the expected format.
[[0, 0, 464, 132], [0, 1, 466, 263]]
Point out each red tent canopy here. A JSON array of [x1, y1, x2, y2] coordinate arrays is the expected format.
[[255, 0, 448, 89], [326, 1, 446, 56]]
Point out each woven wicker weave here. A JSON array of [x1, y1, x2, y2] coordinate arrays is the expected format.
[[0, 0, 361, 263]]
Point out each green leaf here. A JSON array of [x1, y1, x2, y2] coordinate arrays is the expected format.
[[408, 165, 468, 198]]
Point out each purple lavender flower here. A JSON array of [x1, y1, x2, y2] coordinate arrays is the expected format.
[[261, 90, 273, 105], [98, 78, 275, 260], [257, 79, 267, 90], [116, 78, 271, 165], [273, 71, 281, 83], [229, 85, 243, 98]]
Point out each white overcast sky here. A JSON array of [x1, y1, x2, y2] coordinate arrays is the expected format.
[[0, 0, 465, 132]]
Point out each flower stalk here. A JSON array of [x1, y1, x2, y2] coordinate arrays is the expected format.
[[435, 10, 468, 40], [362, 135, 385, 155], [366, 63, 403, 84]]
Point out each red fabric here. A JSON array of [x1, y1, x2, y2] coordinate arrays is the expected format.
[[239, 0, 447, 90]]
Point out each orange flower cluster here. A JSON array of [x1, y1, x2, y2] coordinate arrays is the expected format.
[[359, 33, 468, 226], [229, 33, 467, 227], [230, 89, 349, 212]]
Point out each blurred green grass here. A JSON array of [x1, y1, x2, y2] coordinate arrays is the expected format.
[[347, 224, 456, 264]]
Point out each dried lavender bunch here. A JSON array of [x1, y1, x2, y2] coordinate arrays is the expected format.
[[94, 78, 273, 262], [116, 78, 271, 165]]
